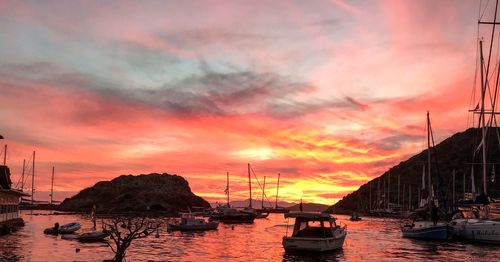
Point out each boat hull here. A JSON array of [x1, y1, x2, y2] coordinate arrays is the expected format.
[[282, 235, 346, 252], [401, 223, 449, 240], [451, 219, 500, 244]]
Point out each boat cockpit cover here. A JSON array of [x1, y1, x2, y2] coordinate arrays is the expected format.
[[284, 212, 332, 220]]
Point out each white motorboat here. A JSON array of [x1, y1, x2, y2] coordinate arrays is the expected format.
[[282, 212, 347, 252], [168, 212, 219, 231]]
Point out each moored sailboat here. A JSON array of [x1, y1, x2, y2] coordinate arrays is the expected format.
[[401, 112, 450, 240], [450, 0, 500, 244]]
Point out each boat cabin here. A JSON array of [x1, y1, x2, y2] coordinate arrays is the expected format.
[[0, 165, 27, 224], [285, 212, 337, 238]]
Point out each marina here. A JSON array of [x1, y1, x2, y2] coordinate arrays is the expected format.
[[4, 0, 500, 261], [1, 211, 500, 261]]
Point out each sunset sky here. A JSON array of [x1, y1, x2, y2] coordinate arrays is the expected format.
[[0, 0, 491, 205]]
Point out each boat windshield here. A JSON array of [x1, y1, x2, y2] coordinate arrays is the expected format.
[[292, 218, 333, 237]]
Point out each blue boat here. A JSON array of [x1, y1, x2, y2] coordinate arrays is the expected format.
[[401, 221, 449, 240]]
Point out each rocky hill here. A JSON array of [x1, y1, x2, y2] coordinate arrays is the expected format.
[[327, 128, 500, 213], [59, 173, 210, 215]]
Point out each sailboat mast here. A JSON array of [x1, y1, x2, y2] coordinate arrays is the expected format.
[[398, 173, 400, 206], [427, 112, 432, 199], [50, 166, 54, 204], [32, 150, 35, 205], [275, 173, 280, 209], [261, 176, 266, 209], [226, 171, 230, 207], [3, 144, 6, 165], [21, 159, 25, 191], [387, 172, 390, 209], [479, 39, 488, 196], [248, 163, 252, 208], [409, 184, 412, 210], [377, 178, 380, 209], [452, 169, 456, 206], [369, 182, 372, 212]]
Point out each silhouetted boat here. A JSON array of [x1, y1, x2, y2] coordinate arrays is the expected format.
[[168, 212, 219, 231], [401, 112, 449, 240], [44, 222, 81, 235], [77, 231, 110, 242], [209, 171, 256, 223]]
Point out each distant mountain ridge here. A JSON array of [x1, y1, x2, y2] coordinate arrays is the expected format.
[[327, 128, 500, 213], [211, 199, 296, 209], [60, 173, 210, 215], [288, 202, 330, 212]]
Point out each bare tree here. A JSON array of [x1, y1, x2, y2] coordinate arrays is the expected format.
[[102, 217, 159, 262]]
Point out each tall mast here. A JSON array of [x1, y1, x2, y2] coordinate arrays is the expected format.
[[452, 169, 456, 206], [409, 184, 412, 211], [226, 172, 230, 207], [427, 112, 432, 199], [21, 159, 25, 191], [2, 144, 6, 165], [275, 173, 280, 209], [398, 173, 400, 206], [261, 176, 266, 209], [387, 172, 390, 209], [402, 184, 405, 211], [50, 166, 55, 204], [479, 39, 488, 196], [463, 171, 466, 199], [248, 163, 252, 208], [377, 178, 380, 209], [31, 150, 35, 205], [369, 182, 372, 212]]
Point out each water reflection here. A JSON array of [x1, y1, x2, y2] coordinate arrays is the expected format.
[[1, 211, 500, 261]]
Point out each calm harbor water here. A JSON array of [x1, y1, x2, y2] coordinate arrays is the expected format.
[[1, 211, 500, 261]]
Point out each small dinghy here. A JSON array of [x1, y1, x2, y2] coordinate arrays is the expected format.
[[76, 231, 110, 242], [44, 222, 81, 235], [58, 222, 81, 234]]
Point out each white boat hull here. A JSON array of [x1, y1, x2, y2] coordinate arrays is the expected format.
[[282, 234, 346, 252], [452, 219, 500, 244]]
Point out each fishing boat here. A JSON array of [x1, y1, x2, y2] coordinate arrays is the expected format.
[[401, 112, 449, 240], [168, 212, 219, 231], [282, 212, 347, 252]]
